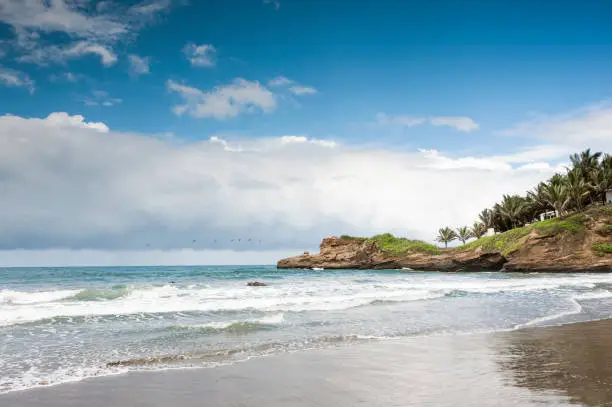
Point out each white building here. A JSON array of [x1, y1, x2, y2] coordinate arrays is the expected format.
[[607, 190, 612, 205], [539, 210, 558, 222]]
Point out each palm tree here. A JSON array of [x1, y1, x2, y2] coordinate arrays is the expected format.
[[471, 222, 487, 239], [527, 182, 552, 214], [590, 156, 612, 204], [569, 148, 602, 179], [478, 209, 494, 229], [436, 227, 457, 248], [456, 226, 472, 245], [497, 194, 528, 229], [565, 168, 591, 212], [539, 182, 571, 217]]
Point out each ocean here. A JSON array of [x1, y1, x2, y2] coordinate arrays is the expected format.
[[1, 265, 612, 394]]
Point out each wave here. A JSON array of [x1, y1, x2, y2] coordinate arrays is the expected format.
[[174, 313, 285, 334], [0, 289, 80, 305], [67, 286, 131, 302], [3, 273, 612, 327]]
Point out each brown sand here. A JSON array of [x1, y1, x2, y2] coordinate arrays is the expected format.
[[1, 319, 611, 407]]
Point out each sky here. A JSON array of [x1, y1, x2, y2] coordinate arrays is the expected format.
[[1, 0, 612, 266]]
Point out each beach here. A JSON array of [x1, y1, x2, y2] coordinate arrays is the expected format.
[[1, 318, 611, 407]]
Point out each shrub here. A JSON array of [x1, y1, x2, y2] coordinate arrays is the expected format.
[[592, 243, 612, 256], [366, 233, 440, 255]]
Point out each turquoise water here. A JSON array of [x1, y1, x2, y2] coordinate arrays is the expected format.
[[1, 265, 612, 393]]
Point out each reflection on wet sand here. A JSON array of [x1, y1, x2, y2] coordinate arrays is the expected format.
[[496, 319, 612, 407], [2, 320, 610, 407]]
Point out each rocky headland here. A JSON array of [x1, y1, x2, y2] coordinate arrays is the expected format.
[[277, 206, 612, 272]]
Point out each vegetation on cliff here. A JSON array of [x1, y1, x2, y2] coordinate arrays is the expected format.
[[340, 233, 440, 255], [441, 149, 611, 247], [456, 210, 598, 257]]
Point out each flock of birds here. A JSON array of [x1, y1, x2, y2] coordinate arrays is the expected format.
[[144, 238, 265, 247]]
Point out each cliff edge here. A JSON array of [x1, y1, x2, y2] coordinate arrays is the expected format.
[[277, 206, 612, 272]]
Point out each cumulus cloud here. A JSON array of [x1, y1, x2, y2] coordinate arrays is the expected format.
[[167, 78, 277, 119], [429, 116, 480, 132], [183, 43, 216, 67], [128, 54, 151, 76], [0, 112, 564, 254], [0, 66, 35, 93], [43, 111, 109, 132], [0, 0, 172, 66]]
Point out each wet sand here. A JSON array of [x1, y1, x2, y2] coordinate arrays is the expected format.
[[2, 319, 611, 407]]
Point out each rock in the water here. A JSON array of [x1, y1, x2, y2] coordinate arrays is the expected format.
[[247, 281, 267, 287]]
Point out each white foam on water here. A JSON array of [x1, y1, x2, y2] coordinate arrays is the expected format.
[[3, 273, 612, 327], [0, 364, 129, 395], [0, 289, 80, 305], [184, 313, 285, 330], [573, 290, 612, 300]]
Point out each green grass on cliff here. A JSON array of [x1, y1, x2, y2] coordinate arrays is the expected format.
[[457, 212, 591, 256], [368, 234, 441, 255], [339, 233, 440, 255], [532, 213, 587, 235], [339, 235, 366, 241], [457, 226, 532, 256], [592, 243, 612, 256]]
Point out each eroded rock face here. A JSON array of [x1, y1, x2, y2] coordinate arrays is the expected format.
[[277, 208, 612, 272], [502, 227, 612, 272], [277, 237, 508, 271]]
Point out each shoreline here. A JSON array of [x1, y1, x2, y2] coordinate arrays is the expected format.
[[2, 317, 611, 406]]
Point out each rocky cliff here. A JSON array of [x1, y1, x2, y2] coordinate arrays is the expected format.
[[277, 206, 612, 272]]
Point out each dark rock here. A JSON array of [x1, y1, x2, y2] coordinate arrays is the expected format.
[[247, 281, 267, 287]]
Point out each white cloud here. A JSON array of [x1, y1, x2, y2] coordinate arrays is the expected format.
[[0, 0, 128, 40], [375, 113, 426, 128], [167, 78, 277, 119], [0, 248, 294, 267], [129, 0, 172, 15], [49, 71, 83, 83], [83, 90, 122, 107], [429, 116, 479, 132], [267, 76, 317, 96], [64, 42, 118, 66], [268, 76, 293, 87], [289, 85, 317, 95], [0, 112, 561, 257], [0, 0, 171, 66], [373, 114, 479, 132], [279, 135, 336, 148], [0, 66, 35, 93], [17, 41, 118, 66], [183, 43, 216, 67], [501, 102, 612, 152], [43, 112, 109, 132], [128, 54, 151, 76]]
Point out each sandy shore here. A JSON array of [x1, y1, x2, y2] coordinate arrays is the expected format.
[[2, 319, 611, 407]]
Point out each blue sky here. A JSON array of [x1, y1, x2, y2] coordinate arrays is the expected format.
[[1, 0, 612, 265]]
